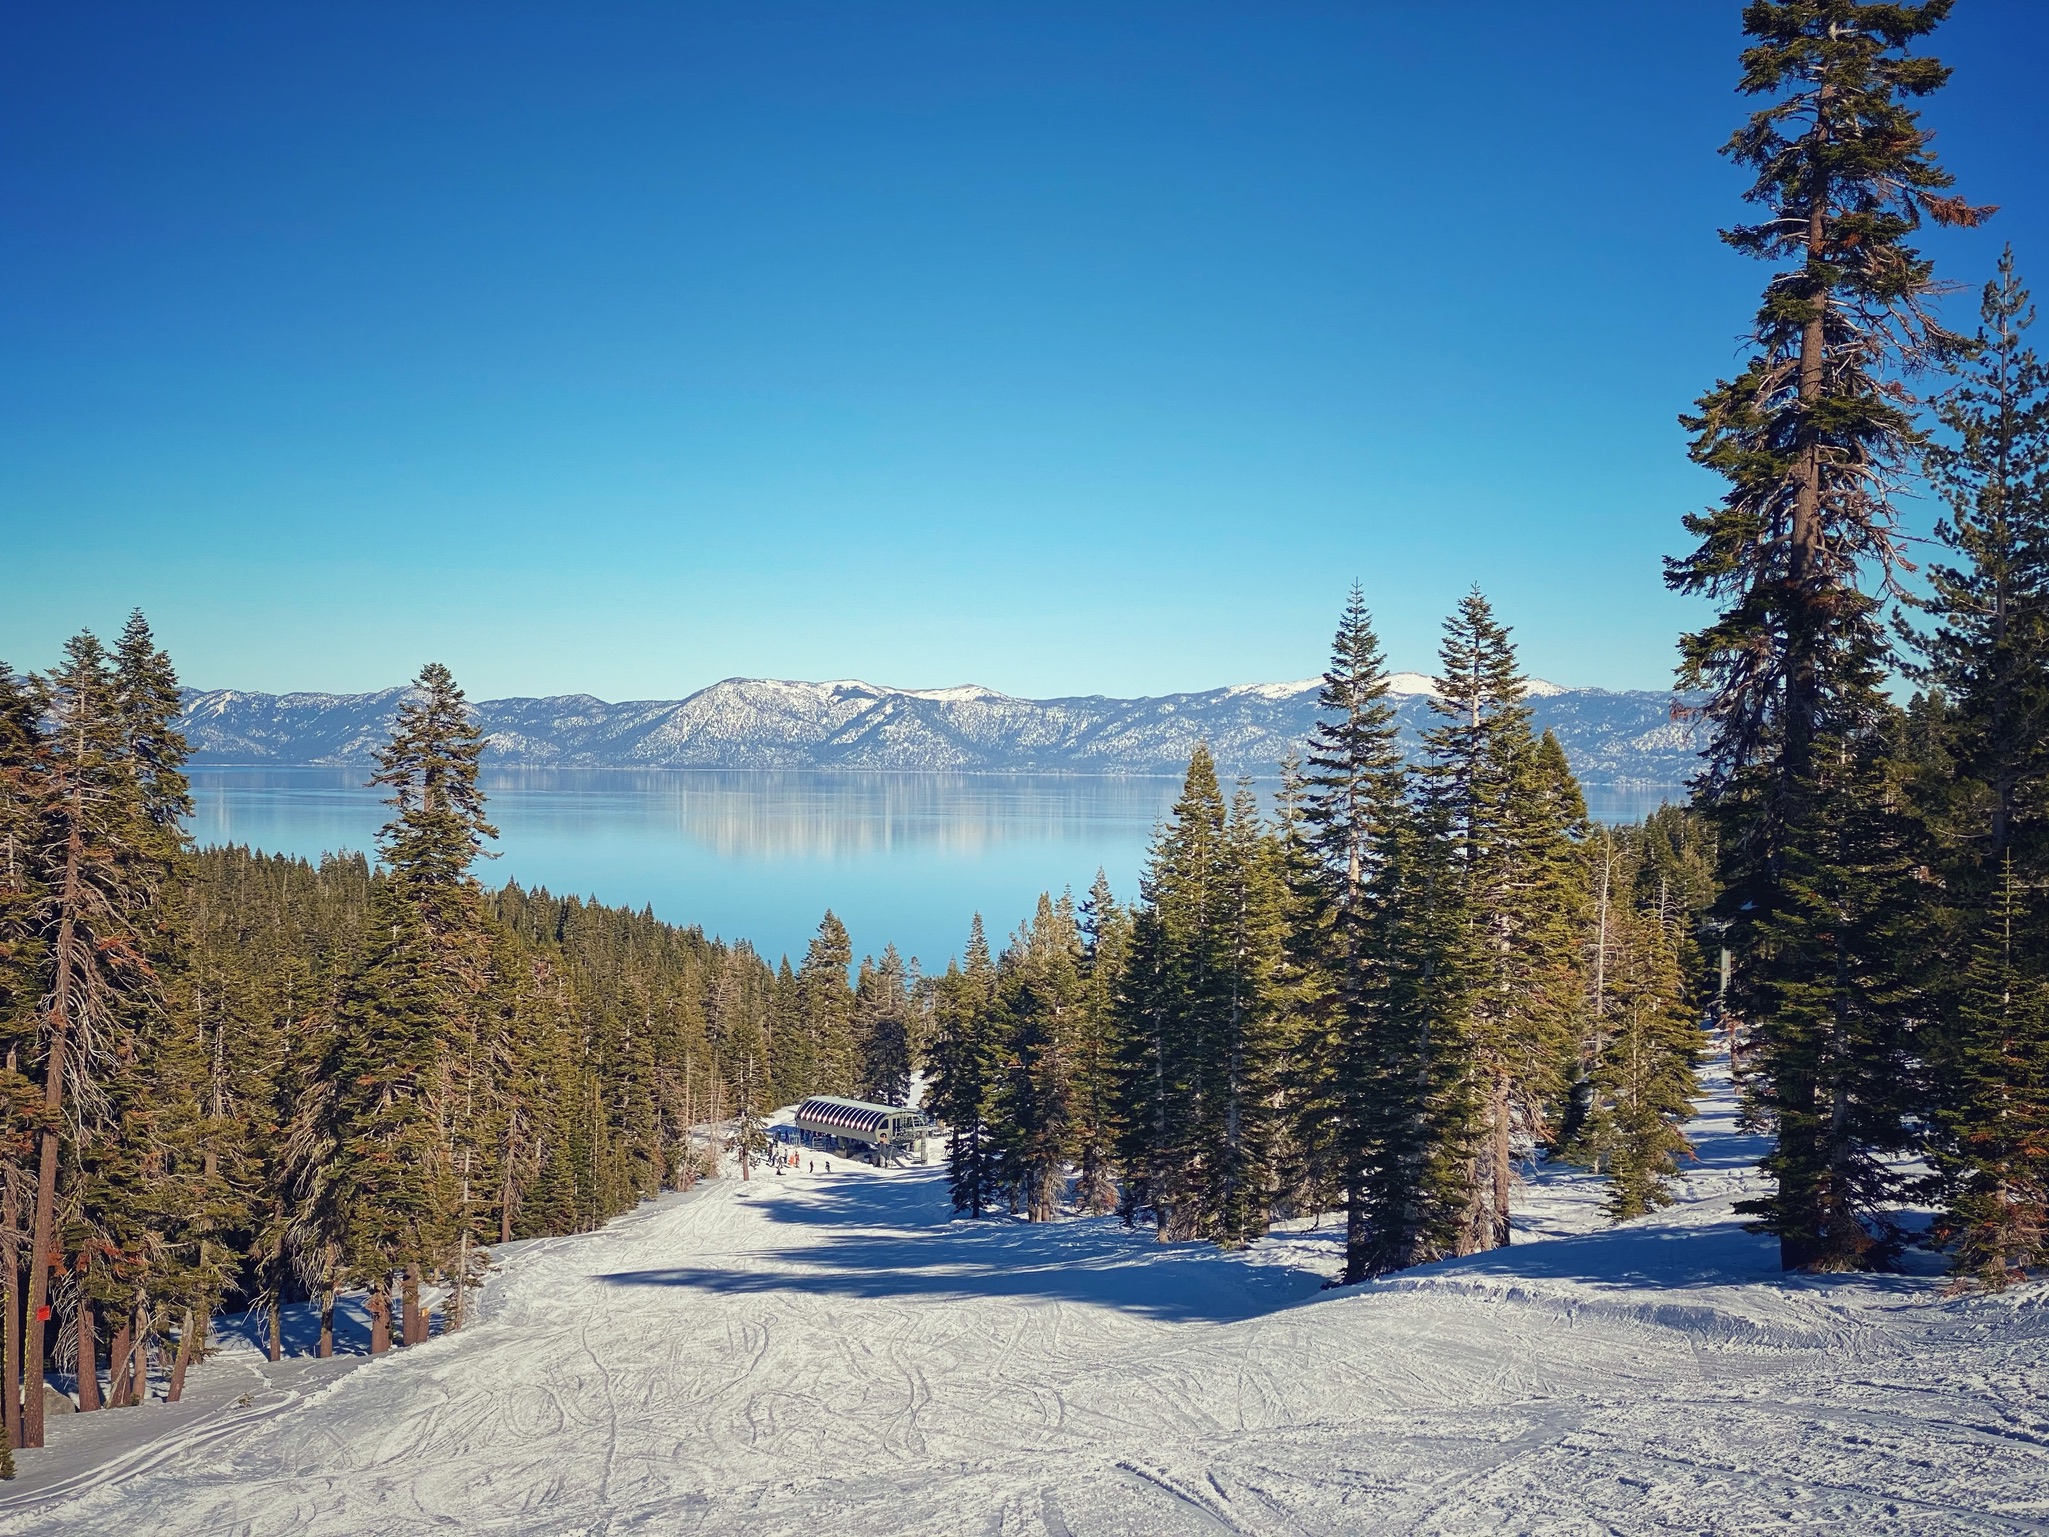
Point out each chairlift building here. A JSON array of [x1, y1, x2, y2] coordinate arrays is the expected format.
[[793, 1096, 935, 1164]]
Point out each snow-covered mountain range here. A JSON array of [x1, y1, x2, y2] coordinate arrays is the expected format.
[[176, 674, 1702, 786]]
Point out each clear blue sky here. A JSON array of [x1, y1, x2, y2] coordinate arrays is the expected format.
[[4, 2, 2043, 700]]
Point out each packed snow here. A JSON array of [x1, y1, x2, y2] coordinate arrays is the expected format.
[[3, 1058, 2043, 1535]]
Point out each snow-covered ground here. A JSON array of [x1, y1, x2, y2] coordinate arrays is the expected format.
[[4, 1059, 2045, 1535]]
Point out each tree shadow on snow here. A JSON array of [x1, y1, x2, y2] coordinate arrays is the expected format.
[[209, 1292, 388, 1358], [596, 1167, 1330, 1323]]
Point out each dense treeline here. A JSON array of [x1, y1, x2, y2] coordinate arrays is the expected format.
[[1667, 0, 2046, 1282], [934, 0, 2049, 1300], [0, 644, 920, 1450], [926, 592, 1712, 1279]]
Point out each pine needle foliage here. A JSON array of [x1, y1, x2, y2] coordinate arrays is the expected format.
[[1667, 0, 1988, 1272]]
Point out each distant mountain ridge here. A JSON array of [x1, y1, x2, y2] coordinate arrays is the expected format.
[[177, 675, 1702, 787]]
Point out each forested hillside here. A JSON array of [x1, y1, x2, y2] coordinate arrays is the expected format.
[[0, 0, 2045, 1490], [0, 636, 928, 1452]]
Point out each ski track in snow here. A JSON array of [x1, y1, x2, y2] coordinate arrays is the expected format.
[[6, 1060, 2048, 1536]]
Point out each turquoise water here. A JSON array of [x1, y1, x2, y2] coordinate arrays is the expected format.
[[185, 769, 1680, 970]]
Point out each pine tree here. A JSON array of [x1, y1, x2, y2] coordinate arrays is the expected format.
[[927, 917, 998, 1216], [1115, 748, 1287, 1245], [19, 632, 170, 1445], [1929, 858, 2049, 1285], [1129, 748, 1230, 1240], [797, 913, 856, 1095], [1073, 873, 1131, 1215], [1354, 797, 1481, 1274], [1112, 902, 1169, 1231], [1295, 592, 1407, 1278], [1913, 248, 2049, 868], [1266, 757, 1333, 1227], [990, 895, 1084, 1222], [1506, 730, 1594, 1159], [1419, 590, 1585, 1253], [1562, 824, 1705, 1220], [0, 666, 44, 1029], [729, 1060, 770, 1179], [285, 664, 497, 1354], [1909, 251, 2049, 1284], [1666, 0, 1987, 1271], [0, 665, 43, 1449], [1209, 784, 1289, 1246], [856, 945, 913, 1106]]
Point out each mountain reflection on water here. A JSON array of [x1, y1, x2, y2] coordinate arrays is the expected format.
[[186, 769, 1681, 969]]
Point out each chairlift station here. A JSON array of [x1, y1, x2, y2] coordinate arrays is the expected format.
[[792, 1096, 937, 1164]]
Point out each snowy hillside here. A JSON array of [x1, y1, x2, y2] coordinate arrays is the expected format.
[[177, 675, 1704, 784], [2, 1058, 2040, 1535]]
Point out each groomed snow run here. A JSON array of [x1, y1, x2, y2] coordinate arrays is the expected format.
[[4, 1059, 2046, 1536]]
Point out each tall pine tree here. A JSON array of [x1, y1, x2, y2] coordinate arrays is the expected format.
[[1911, 250, 2049, 1283], [1666, 0, 1985, 1271]]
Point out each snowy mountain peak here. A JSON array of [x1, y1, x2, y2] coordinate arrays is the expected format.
[[1384, 671, 1440, 696], [176, 674, 1700, 785], [1225, 679, 1322, 701]]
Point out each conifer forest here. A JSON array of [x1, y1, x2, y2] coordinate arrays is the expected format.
[[2, 1, 2047, 1526]]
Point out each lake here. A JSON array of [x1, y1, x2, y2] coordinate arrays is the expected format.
[[186, 769, 1682, 970]]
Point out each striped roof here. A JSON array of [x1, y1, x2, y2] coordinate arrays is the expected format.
[[795, 1096, 914, 1136]]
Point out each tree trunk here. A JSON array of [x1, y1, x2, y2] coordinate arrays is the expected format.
[[126, 1303, 148, 1405], [3, 1168, 21, 1450], [368, 1282, 390, 1355], [1343, 1171, 1367, 1285], [166, 1309, 198, 1404], [267, 1297, 282, 1364], [499, 1115, 518, 1245], [318, 1284, 334, 1359], [74, 1304, 99, 1412], [402, 1265, 423, 1346], [1492, 1075, 1513, 1250], [107, 1316, 134, 1408], [24, 792, 90, 1449]]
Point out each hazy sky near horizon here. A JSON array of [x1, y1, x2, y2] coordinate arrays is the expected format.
[[5, 3, 2044, 701]]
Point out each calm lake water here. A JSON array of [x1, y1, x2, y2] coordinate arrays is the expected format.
[[186, 769, 1680, 970]]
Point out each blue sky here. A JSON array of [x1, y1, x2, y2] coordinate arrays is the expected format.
[[4, 2, 2043, 700]]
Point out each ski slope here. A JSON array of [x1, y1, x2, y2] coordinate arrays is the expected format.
[[4, 1062, 2046, 1535]]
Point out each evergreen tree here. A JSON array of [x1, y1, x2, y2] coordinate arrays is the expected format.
[[1666, 0, 1986, 1271], [1117, 748, 1287, 1245], [766, 958, 804, 1109], [19, 631, 172, 1445], [990, 895, 1084, 1222], [286, 663, 497, 1354], [1912, 248, 2049, 868], [0, 665, 44, 1449], [1928, 858, 2049, 1284], [1419, 590, 1585, 1253], [729, 1059, 770, 1179], [1112, 901, 1169, 1230], [1128, 748, 1230, 1240], [1073, 873, 1130, 1215], [1354, 797, 1482, 1274], [927, 917, 998, 1216], [1295, 593, 1407, 1279], [855, 945, 913, 1106], [1562, 824, 1705, 1220], [1210, 784, 1289, 1246], [1909, 251, 2049, 1284], [797, 913, 856, 1095], [0, 666, 44, 1031]]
